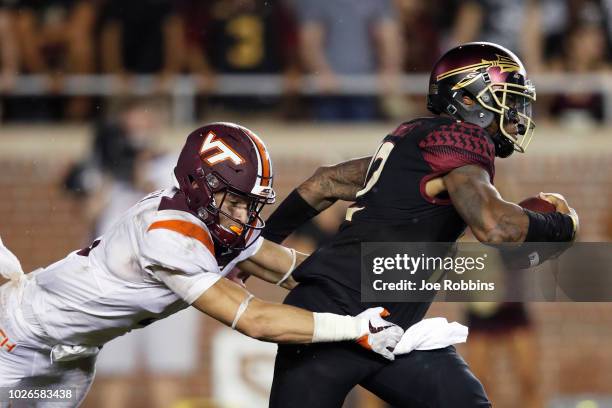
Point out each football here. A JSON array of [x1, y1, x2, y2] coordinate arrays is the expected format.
[[518, 196, 557, 213]]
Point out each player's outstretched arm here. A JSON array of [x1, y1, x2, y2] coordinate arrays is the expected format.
[[444, 165, 577, 243], [263, 156, 371, 244], [237, 239, 307, 289], [298, 156, 372, 211], [192, 277, 403, 360]]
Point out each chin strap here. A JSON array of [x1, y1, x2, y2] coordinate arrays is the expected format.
[[491, 132, 515, 158]]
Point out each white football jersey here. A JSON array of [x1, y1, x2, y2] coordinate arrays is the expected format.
[[20, 188, 262, 347]]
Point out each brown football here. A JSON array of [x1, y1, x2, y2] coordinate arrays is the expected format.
[[518, 196, 556, 213]]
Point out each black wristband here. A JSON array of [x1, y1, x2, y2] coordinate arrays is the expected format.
[[262, 189, 321, 244], [500, 242, 571, 269], [524, 209, 575, 242]]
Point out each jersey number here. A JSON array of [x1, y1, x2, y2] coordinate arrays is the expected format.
[[356, 141, 395, 197], [346, 140, 397, 221], [226, 15, 264, 68]]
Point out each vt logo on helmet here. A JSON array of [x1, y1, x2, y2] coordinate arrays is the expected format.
[[427, 42, 537, 158], [199, 132, 246, 166], [174, 122, 275, 250]]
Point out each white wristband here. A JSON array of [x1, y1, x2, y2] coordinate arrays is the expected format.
[[276, 248, 297, 286], [231, 294, 255, 330], [312, 312, 363, 343], [569, 208, 579, 238]]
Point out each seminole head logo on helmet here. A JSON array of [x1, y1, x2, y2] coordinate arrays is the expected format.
[[427, 42, 537, 158], [174, 123, 275, 250]]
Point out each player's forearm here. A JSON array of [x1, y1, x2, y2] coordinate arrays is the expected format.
[[445, 165, 528, 243], [298, 157, 371, 211], [262, 157, 370, 243], [454, 189, 528, 243], [450, 180, 573, 244], [240, 300, 367, 345], [193, 278, 311, 343], [238, 299, 315, 343], [446, 165, 575, 244], [470, 200, 529, 244], [237, 256, 299, 290], [194, 279, 400, 359]]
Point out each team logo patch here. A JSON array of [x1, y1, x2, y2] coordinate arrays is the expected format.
[[200, 131, 245, 166]]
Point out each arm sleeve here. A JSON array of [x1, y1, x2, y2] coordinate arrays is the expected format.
[[140, 221, 222, 304], [419, 122, 496, 180], [262, 189, 321, 244]]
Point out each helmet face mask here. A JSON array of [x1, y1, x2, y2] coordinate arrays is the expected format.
[[427, 42, 537, 157], [202, 180, 271, 250], [475, 76, 536, 153], [174, 123, 275, 251]]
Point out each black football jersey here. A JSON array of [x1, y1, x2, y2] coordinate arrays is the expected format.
[[286, 116, 496, 329]]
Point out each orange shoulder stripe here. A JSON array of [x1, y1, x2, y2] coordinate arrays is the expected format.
[[148, 220, 215, 255]]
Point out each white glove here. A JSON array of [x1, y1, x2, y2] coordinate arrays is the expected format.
[[393, 318, 468, 356], [355, 307, 404, 361]]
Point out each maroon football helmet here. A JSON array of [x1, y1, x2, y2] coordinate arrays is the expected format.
[[174, 122, 275, 249], [427, 42, 536, 157]]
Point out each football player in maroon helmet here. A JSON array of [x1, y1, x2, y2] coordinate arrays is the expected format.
[[0, 122, 405, 404], [174, 123, 275, 254], [427, 42, 536, 158], [262, 43, 578, 407]]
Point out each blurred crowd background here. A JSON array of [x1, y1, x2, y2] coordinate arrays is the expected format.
[[2, 1, 612, 408], [0, 0, 612, 124]]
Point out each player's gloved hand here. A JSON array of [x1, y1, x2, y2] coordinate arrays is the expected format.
[[538, 192, 579, 238], [355, 307, 404, 361]]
